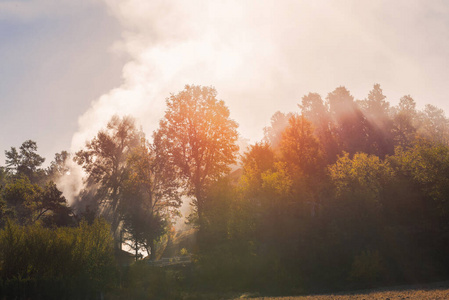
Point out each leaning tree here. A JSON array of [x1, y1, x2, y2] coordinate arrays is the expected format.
[[74, 115, 142, 237]]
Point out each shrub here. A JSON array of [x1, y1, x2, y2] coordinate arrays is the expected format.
[[0, 218, 117, 299], [349, 250, 385, 287]]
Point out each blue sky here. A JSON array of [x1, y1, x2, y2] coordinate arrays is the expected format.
[[0, 0, 124, 164], [2, 0, 449, 166]]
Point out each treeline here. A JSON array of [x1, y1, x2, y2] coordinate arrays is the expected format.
[[2, 84, 449, 298], [197, 84, 449, 292]]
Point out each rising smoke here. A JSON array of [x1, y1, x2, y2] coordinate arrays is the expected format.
[[62, 0, 446, 207]]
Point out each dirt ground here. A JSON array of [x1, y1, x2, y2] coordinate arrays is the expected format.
[[238, 281, 449, 300]]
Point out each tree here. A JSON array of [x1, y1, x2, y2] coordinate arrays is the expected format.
[[278, 115, 324, 238], [263, 111, 293, 150], [156, 85, 239, 226], [390, 140, 449, 218], [5, 140, 45, 183], [387, 141, 449, 269], [1, 176, 41, 225], [239, 142, 275, 195], [329, 152, 394, 204], [0, 176, 70, 226], [46, 151, 70, 181], [327, 87, 368, 155], [300, 93, 327, 123], [280, 114, 323, 176], [74, 115, 142, 236], [120, 138, 181, 260], [0, 184, 14, 227], [38, 181, 72, 227], [360, 84, 390, 120], [359, 84, 394, 157], [299, 93, 338, 163], [327, 152, 395, 266], [392, 95, 418, 148], [419, 104, 449, 144], [237, 142, 275, 241]]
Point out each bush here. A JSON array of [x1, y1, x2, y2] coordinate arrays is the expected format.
[[349, 250, 385, 287], [0, 218, 117, 299], [112, 261, 190, 300]]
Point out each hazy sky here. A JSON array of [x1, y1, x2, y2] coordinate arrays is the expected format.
[[2, 0, 449, 165]]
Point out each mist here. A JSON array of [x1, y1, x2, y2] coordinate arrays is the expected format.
[[55, 0, 449, 205], [5, 1, 449, 297]]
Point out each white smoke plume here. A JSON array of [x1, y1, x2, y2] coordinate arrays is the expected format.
[[71, 0, 281, 152], [71, 0, 441, 154], [70, 1, 327, 152], [66, 0, 288, 205], [62, 0, 449, 206]]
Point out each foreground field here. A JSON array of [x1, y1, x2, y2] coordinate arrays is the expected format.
[[241, 281, 449, 300]]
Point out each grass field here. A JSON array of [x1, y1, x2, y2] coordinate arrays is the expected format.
[[237, 281, 449, 299]]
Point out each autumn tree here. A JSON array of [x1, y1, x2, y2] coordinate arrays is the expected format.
[[156, 85, 239, 226], [280, 114, 323, 176], [277, 115, 323, 251]]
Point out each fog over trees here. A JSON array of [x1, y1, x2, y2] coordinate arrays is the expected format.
[[2, 84, 449, 298]]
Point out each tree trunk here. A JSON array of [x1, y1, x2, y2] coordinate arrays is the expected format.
[[135, 239, 138, 261], [149, 239, 156, 261]]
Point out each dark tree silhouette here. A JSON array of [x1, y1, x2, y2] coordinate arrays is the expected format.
[[75, 115, 142, 237]]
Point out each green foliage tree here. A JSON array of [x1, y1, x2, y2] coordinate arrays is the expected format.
[[0, 176, 70, 226], [38, 181, 72, 227], [390, 140, 449, 221], [239, 142, 275, 197], [392, 95, 418, 148], [329, 152, 394, 208], [75, 115, 143, 236], [419, 104, 449, 144], [5, 140, 45, 183], [1, 176, 42, 224], [46, 150, 70, 181], [324, 153, 395, 283], [120, 139, 181, 260]]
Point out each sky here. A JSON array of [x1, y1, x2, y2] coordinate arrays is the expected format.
[[2, 0, 449, 167]]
